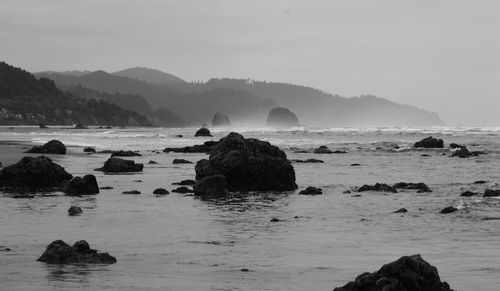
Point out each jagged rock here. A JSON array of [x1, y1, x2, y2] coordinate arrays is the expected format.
[[195, 132, 297, 192], [37, 240, 116, 264], [195, 127, 213, 137], [63, 175, 99, 196], [163, 141, 218, 154], [153, 188, 169, 195], [414, 136, 444, 148], [299, 186, 323, 195], [122, 190, 141, 194], [110, 150, 141, 157], [83, 147, 96, 153], [68, 206, 82, 216], [266, 107, 299, 128], [0, 156, 72, 192], [173, 158, 193, 164], [193, 175, 229, 198], [95, 157, 143, 172], [358, 183, 397, 193], [173, 179, 196, 186], [440, 206, 458, 214], [172, 186, 194, 193], [292, 159, 324, 163], [212, 112, 231, 127], [313, 145, 332, 154], [393, 208, 408, 213], [460, 191, 478, 197], [25, 140, 66, 155], [393, 182, 432, 193], [333, 254, 453, 291], [484, 189, 500, 197]]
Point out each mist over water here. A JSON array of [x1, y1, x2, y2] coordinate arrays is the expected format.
[[1, 126, 500, 290]]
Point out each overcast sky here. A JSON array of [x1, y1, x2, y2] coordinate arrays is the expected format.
[[1, 0, 499, 125]]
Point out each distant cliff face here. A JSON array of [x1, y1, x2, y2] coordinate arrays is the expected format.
[[266, 107, 300, 128], [0, 62, 150, 126]]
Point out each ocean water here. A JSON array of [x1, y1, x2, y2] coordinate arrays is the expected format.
[[1, 126, 500, 290]]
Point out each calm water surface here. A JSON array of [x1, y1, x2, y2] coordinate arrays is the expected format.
[[0, 126, 499, 290]]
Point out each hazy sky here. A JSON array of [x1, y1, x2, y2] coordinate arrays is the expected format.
[[1, 0, 499, 125]]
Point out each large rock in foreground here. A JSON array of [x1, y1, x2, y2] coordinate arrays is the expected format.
[[95, 157, 143, 172], [266, 107, 300, 128], [25, 140, 66, 154], [63, 175, 99, 196], [37, 240, 116, 264], [333, 254, 453, 291], [195, 132, 297, 192], [0, 156, 72, 191], [414, 137, 444, 148], [212, 112, 231, 127]]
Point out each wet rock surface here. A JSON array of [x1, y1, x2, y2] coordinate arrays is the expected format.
[[173, 158, 193, 164], [414, 136, 444, 148], [299, 186, 323, 195], [153, 188, 169, 195], [358, 183, 397, 193], [393, 182, 432, 192], [163, 141, 218, 154], [193, 175, 229, 198], [68, 206, 83, 216], [37, 240, 116, 264], [195, 127, 213, 137], [63, 175, 99, 196], [25, 140, 66, 155], [95, 157, 143, 172]]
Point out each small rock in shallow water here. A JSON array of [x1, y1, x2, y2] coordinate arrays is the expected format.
[[148, 160, 158, 164], [240, 268, 250, 272], [110, 150, 141, 157], [25, 140, 66, 154], [83, 147, 96, 153], [173, 158, 193, 164], [37, 240, 116, 264], [63, 175, 99, 196], [95, 157, 143, 173], [153, 188, 169, 195], [358, 183, 397, 193], [413, 136, 444, 148], [68, 206, 83, 216], [299, 186, 323, 195], [484, 189, 500, 197], [473, 180, 487, 184], [393, 208, 408, 213], [172, 187, 193, 194], [270, 218, 281, 222], [350, 163, 361, 166], [291, 159, 324, 163], [393, 182, 432, 192], [460, 191, 478, 197], [195, 127, 212, 137], [440, 206, 458, 214], [100, 186, 113, 190], [173, 179, 196, 186], [122, 190, 141, 194]]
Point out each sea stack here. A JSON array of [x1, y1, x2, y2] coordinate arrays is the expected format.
[[266, 107, 300, 128], [212, 112, 231, 127]]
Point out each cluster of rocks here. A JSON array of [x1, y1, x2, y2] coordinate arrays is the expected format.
[[37, 240, 116, 264], [356, 182, 432, 194], [414, 137, 486, 158]]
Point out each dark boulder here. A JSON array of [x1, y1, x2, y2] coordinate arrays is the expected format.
[[63, 175, 99, 196], [291, 158, 324, 163], [414, 136, 444, 148], [0, 156, 72, 192], [193, 175, 229, 198], [393, 208, 408, 213], [25, 140, 66, 155], [83, 147, 96, 153], [172, 186, 194, 193], [195, 132, 297, 192], [173, 179, 196, 186], [393, 182, 432, 193], [122, 190, 141, 194], [266, 107, 300, 128], [110, 150, 141, 157], [37, 240, 116, 264], [68, 206, 83, 216], [95, 157, 143, 173], [173, 159, 193, 164], [195, 127, 213, 137], [484, 189, 500, 197], [333, 254, 453, 291], [299, 186, 323, 195], [148, 160, 158, 164], [313, 145, 332, 154], [473, 180, 486, 184], [350, 163, 361, 166], [450, 143, 465, 149], [460, 191, 478, 197], [164, 140, 218, 154], [153, 188, 169, 195], [451, 147, 471, 158], [212, 112, 231, 127], [440, 206, 458, 214], [358, 183, 397, 193]]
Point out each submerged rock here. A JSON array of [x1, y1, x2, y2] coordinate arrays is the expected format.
[[195, 132, 297, 192], [358, 183, 397, 193], [63, 175, 99, 196], [333, 254, 453, 291], [153, 188, 169, 195], [0, 156, 72, 192], [148, 160, 158, 164], [484, 189, 500, 197], [266, 107, 300, 128], [414, 136, 444, 148], [110, 150, 141, 157], [393, 182, 432, 193], [173, 179, 196, 186], [68, 206, 83, 216], [163, 141, 218, 154], [172, 186, 194, 193], [299, 186, 323, 195], [25, 140, 66, 155], [291, 158, 324, 163], [95, 157, 143, 173], [195, 127, 213, 137], [37, 240, 116, 264], [393, 208, 408, 213], [212, 112, 231, 127], [440, 206, 458, 214], [193, 175, 229, 198], [173, 158, 193, 164], [83, 147, 96, 153], [122, 190, 141, 194], [460, 191, 478, 197]]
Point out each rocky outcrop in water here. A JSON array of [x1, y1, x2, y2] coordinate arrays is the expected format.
[[484, 189, 500, 197], [358, 183, 397, 193], [291, 158, 324, 163], [63, 175, 99, 196], [440, 206, 458, 214], [194, 175, 229, 198], [173, 179, 196, 186], [333, 254, 453, 291], [153, 188, 169, 195], [95, 157, 143, 172], [68, 206, 83, 216], [195, 132, 297, 192], [173, 159, 193, 164], [37, 240, 116, 264], [110, 150, 141, 157], [83, 147, 96, 153], [163, 141, 218, 154], [414, 136, 444, 148], [266, 107, 299, 128], [0, 156, 72, 192], [25, 140, 66, 155], [212, 112, 231, 127], [122, 190, 141, 194], [299, 186, 323, 195], [195, 127, 213, 137], [172, 186, 194, 193], [393, 182, 432, 193]]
